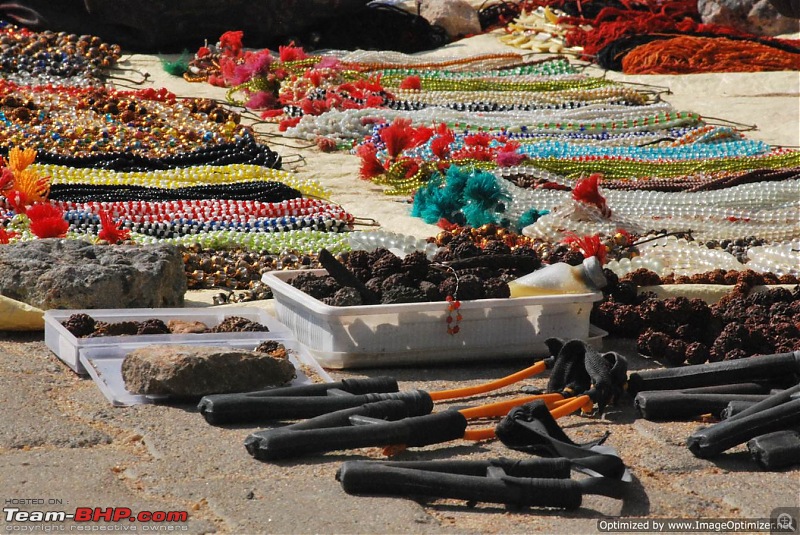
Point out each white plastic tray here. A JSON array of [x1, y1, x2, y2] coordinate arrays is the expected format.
[[44, 307, 291, 374], [262, 269, 603, 369], [79, 338, 333, 407]]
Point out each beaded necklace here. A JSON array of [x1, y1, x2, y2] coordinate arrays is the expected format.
[[514, 138, 772, 161], [745, 240, 800, 277], [285, 106, 700, 143], [499, 172, 800, 242], [53, 198, 353, 224], [10, 131, 282, 171], [604, 237, 745, 278], [36, 164, 330, 198], [131, 228, 351, 254], [389, 86, 648, 108], [339, 51, 526, 72], [383, 76, 614, 93], [375, 58, 576, 80], [518, 149, 800, 179], [46, 181, 303, 204], [66, 212, 351, 238]]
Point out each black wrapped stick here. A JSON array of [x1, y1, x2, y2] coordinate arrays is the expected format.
[[245, 410, 469, 461], [199, 388, 429, 425], [354, 457, 573, 479], [747, 430, 800, 470], [634, 391, 770, 421], [627, 351, 800, 394], [687, 397, 800, 458], [336, 462, 583, 510]]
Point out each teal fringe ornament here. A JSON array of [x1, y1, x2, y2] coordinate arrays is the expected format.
[[411, 165, 513, 228], [161, 50, 190, 77], [517, 208, 549, 230], [411, 173, 461, 224], [462, 170, 506, 210]]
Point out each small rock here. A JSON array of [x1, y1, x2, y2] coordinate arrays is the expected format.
[[420, 0, 481, 39], [121, 344, 296, 396]]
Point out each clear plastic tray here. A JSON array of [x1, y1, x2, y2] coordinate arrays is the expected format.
[[262, 269, 603, 369], [79, 337, 332, 407], [44, 307, 291, 374]]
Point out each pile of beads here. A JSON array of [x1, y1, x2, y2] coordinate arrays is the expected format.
[[0, 80, 249, 158], [0, 21, 121, 84], [15, 131, 282, 171]]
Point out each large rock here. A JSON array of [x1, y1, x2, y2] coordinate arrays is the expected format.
[[0, 239, 186, 310], [698, 0, 799, 36], [121, 343, 296, 396], [420, 0, 481, 39]]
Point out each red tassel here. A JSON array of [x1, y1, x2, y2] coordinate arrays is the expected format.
[[572, 173, 611, 218], [356, 144, 386, 179], [562, 232, 608, 264], [379, 118, 415, 159], [97, 209, 131, 244]]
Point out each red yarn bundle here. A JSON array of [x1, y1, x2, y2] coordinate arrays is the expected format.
[[622, 35, 800, 74]]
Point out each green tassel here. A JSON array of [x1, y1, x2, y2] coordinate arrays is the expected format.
[[161, 50, 190, 77]]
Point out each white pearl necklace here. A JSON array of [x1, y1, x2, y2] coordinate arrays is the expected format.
[[605, 237, 744, 278], [285, 101, 678, 142], [745, 240, 800, 276], [500, 167, 800, 242], [335, 50, 525, 72], [391, 87, 648, 108]]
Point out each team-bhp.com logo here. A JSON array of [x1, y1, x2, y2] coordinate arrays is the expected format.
[[5, 507, 188, 527]]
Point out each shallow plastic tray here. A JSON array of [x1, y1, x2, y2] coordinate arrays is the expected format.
[[79, 338, 332, 407], [262, 269, 603, 369], [44, 307, 291, 374]]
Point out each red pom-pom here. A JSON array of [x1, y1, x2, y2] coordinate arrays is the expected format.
[[27, 203, 68, 239], [279, 42, 308, 62], [399, 75, 421, 90]]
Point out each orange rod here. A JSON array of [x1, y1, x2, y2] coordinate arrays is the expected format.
[[458, 392, 564, 419], [430, 360, 548, 401], [549, 395, 591, 419], [462, 427, 497, 441]]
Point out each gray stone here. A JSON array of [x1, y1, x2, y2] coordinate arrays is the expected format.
[[0, 238, 186, 310], [121, 343, 296, 396], [420, 0, 481, 39], [698, 0, 799, 36]]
